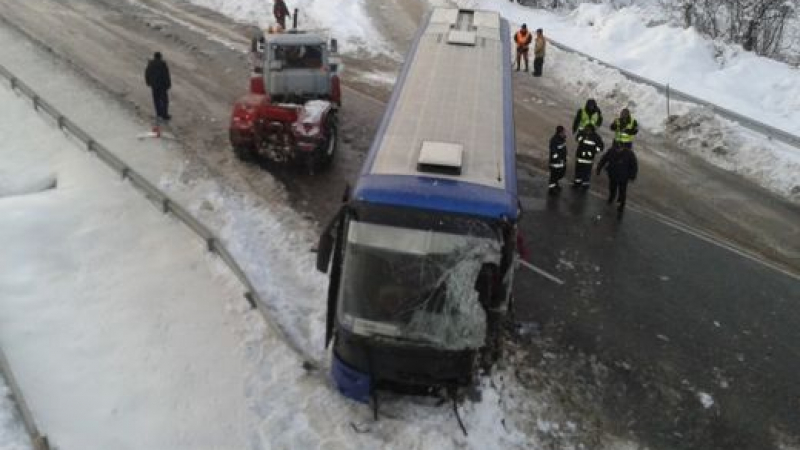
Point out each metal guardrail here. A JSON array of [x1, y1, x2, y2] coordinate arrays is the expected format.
[[0, 346, 49, 450], [547, 38, 800, 149], [0, 64, 320, 449]]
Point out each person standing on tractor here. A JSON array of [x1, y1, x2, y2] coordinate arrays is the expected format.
[[273, 0, 292, 30], [533, 28, 546, 77], [610, 108, 639, 151], [514, 24, 532, 72], [144, 51, 171, 123], [572, 98, 603, 138], [548, 125, 568, 195]]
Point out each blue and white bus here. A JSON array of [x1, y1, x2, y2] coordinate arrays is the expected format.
[[316, 7, 519, 402]]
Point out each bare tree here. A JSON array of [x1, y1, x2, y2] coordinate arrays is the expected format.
[[664, 0, 796, 59]]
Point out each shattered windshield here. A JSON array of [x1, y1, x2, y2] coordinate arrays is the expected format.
[[338, 220, 502, 351]]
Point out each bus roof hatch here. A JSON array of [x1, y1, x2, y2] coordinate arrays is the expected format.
[[417, 141, 463, 175]]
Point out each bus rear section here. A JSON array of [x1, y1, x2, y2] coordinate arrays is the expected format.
[[316, 8, 518, 402]]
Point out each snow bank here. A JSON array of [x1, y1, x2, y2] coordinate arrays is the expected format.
[[187, 0, 395, 55], [0, 82, 254, 449]]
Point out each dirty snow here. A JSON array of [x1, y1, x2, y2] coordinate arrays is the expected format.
[[697, 392, 715, 409], [0, 378, 31, 450]]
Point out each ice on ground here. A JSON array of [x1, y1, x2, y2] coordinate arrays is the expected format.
[[697, 392, 715, 409], [0, 378, 31, 450]]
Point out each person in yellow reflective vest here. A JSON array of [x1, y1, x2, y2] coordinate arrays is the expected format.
[[572, 124, 604, 189], [572, 98, 603, 137], [610, 108, 639, 150], [514, 24, 533, 72]]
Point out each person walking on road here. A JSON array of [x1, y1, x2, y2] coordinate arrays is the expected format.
[[273, 0, 292, 30], [533, 28, 546, 77], [597, 142, 638, 215], [514, 24, 532, 72], [572, 98, 603, 137], [573, 124, 604, 189], [548, 125, 568, 195], [610, 108, 639, 150], [144, 51, 171, 123]]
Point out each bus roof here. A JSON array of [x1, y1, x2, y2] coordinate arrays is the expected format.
[[355, 8, 517, 221]]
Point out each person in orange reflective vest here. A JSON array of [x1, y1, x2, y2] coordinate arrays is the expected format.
[[514, 24, 533, 72]]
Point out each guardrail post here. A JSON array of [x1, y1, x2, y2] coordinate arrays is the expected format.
[[33, 435, 51, 450], [121, 167, 130, 180], [666, 83, 670, 118], [161, 198, 170, 214], [206, 237, 217, 253], [32, 95, 40, 110], [244, 292, 257, 309], [86, 139, 96, 153], [10, 76, 16, 90], [57, 115, 65, 130]]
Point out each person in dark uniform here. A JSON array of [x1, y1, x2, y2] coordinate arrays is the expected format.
[[144, 51, 171, 122], [572, 98, 603, 137], [572, 124, 604, 189], [273, 0, 292, 30], [597, 143, 638, 215], [548, 125, 568, 195]]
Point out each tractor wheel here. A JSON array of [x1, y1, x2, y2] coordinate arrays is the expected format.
[[314, 116, 338, 170], [233, 145, 254, 162]]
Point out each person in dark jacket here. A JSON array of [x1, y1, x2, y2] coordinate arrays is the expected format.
[[532, 28, 546, 77], [610, 108, 639, 150], [273, 0, 291, 30], [572, 124, 604, 189], [597, 143, 638, 214], [548, 125, 568, 195], [144, 52, 171, 122], [572, 99, 603, 137]]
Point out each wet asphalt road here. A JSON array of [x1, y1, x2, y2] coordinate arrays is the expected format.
[[513, 168, 800, 449]]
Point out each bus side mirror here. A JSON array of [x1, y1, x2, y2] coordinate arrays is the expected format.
[[316, 232, 334, 273]]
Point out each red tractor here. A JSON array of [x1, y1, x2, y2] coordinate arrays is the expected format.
[[230, 28, 341, 171]]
